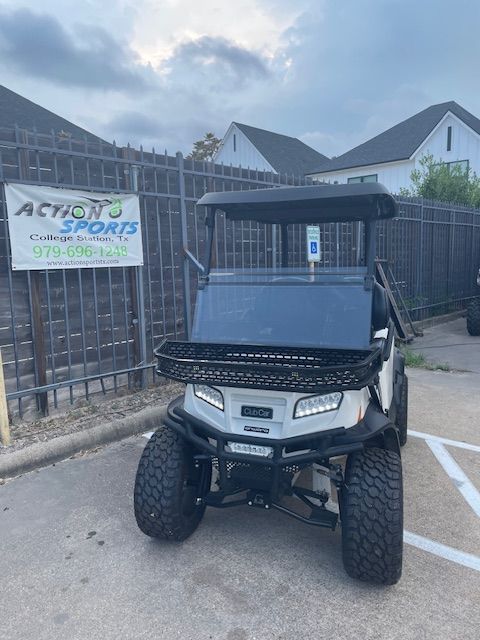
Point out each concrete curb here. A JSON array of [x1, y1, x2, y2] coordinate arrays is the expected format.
[[412, 309, 465, 332], [0, 403, 168, 480]]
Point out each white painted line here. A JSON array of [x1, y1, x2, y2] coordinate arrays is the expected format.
[[409, 429, 480, 453], [426, 439, 480, 518], [404, 530, 480, 573], [143, 431, 154, 439]]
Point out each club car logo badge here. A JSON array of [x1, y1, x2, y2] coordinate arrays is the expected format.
[[241, 406, 273, 419]]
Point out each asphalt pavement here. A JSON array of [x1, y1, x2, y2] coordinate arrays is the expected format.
[[411, 316, 480, 372], [1, 361, 480, 639]]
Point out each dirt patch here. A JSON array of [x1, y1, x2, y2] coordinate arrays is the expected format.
[[1, 381, 183, 455]]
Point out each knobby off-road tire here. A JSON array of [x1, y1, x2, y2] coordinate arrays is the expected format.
[[467, 298, 480, 336], [134, 426, 211, 541], [396, 375, 408, 447], [340, 447, 403, 585]]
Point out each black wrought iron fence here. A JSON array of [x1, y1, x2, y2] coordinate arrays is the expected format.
[[0, 125, 479, 421]]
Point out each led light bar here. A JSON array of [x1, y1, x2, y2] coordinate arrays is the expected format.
[[294, 392, 343, 419], [194, 384, 224, 410], [227, 442, 274, 457]]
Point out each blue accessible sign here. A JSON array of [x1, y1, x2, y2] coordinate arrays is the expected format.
[[306, 226, 321, 262]]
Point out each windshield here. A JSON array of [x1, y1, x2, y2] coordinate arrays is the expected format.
[[191, 268, 373, 349]]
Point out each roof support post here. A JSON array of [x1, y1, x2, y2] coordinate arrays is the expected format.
[[281, 224, 289, 268], [365, 219, 377, 275], [204, 207, 216, 277]]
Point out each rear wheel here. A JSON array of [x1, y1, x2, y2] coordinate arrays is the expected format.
[[134, 426, 211, 541], [396, 375, 408, 447], [467, 298, 480, 336], [340, 447, 403, 585]]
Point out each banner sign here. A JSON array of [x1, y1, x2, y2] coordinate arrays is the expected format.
[[5, 183, 144, 270], [306, 225, 321, 262]]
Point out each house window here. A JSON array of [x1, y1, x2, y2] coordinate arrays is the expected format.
[[233, 134, 236, 152], [347, 174, 378, 184], [433, 159, 469, 173], [447, 126, 452, 151]]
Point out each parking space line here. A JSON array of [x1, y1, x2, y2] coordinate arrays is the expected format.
[[409, 429, 480, 453], [404, 530, 480, 572], [425, 439, 480, 518]]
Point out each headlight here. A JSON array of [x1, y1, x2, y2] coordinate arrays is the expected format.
[[294, 392, 343, 418], [194, 384, 224, 411]]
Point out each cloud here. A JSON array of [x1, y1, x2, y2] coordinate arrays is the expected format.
[[163, 35, 270, 90], [106, 111, 167, 141], [0, 7, 153, 91], [2, 0, 480, 161], [249, 0, 480, 156]]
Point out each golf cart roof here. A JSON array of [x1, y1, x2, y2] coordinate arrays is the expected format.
[[196, 183, 397, 224]]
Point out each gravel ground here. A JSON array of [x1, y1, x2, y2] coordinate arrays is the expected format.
[[1, 381, 183, 455]]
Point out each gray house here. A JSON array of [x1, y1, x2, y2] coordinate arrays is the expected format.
[[0, 84, 107, 143], [214, 121, 329, 176]]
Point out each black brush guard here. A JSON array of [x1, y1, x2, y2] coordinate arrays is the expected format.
[[163, 396, 397, 529], [154, 340, 383, 394]]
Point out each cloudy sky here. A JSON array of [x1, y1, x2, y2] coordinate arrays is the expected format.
[[0, 0, 477, 157]]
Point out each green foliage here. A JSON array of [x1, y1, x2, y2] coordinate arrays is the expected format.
[[187, 132, 222, 161], [402, 153, 480, 207], [400, 345, 450, 371]]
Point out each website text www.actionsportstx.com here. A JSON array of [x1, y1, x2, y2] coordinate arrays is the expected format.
[[46, 258, 121, 267]]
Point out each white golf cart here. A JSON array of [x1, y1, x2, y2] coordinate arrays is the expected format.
[[134, 183, 407, 585]]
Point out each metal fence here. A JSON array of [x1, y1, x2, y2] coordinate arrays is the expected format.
[[1, 126, 480, 421]]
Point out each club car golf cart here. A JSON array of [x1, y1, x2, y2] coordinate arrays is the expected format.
[[134, 183, 407, 585], [467, 268, 480, 335]]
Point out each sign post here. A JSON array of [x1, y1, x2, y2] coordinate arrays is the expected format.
[[0, 349, 11, 446], [306, 225, 321, 279]]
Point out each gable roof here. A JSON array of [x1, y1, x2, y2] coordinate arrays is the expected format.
[[0, 84, 108, 143], [308, 101, 480, 175], [232, 122, 329, 175]]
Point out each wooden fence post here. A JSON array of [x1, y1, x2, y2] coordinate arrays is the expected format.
[[0, 349, 11, 446]]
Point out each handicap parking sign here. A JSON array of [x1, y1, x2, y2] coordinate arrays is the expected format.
[[306, 226, 321, 262]]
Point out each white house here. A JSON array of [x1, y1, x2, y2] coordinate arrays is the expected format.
[[306, 101, 480, 192], [214, 121, 329, 176]]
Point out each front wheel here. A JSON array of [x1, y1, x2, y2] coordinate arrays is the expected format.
[[467, 298, 480, 336], [134, 426, 211, 541], [340, 447, 403, 585]]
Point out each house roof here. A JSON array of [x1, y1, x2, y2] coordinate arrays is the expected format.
[[307, 101, 480, 175], [232, 122, 329, 175], [0, 84, 108, 143]]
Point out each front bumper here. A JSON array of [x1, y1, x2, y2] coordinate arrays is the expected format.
[[165, 395, 397, 471]]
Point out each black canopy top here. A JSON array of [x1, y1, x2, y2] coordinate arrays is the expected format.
[[196, 183, 397, 223]]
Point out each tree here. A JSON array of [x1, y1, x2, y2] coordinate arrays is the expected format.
[[401, 153, 480, 207], [187, 132, 222, 161]]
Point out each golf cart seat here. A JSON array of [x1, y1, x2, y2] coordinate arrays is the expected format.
[[372, 282, 389, 331]]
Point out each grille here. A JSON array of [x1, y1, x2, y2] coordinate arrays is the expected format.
[[212, 458, 300, 492], [154, 340, 382, 393]]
